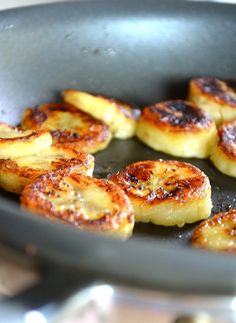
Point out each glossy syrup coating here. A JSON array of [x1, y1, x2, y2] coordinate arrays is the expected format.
[[0, 146, 94, 194], [110, 160, 212, 227], [192, 209, 236, 253], [110, 160, 210, 205], [21, 171, 135, 239], [21, 102, 112, 153]]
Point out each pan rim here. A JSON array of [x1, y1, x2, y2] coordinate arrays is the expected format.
[[0, 0, 236, 295]]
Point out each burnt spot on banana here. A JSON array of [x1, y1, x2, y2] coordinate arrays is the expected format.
[[151, 178, 201, 203], [143, 179, 192, 202], [126, 165, 153, 183], [225, 226, 236, 237], [197, 78, 236, 105], [221, 123, 236, 143], [158, 101, 206, 127], [146, 100, 210, 130], [126, 173, 139, 184], [31, 108, 48, 123], [218, 120, 236, 158], [51, 130, 80, 142], [46, 103, 76, 113], [225, 80, 236, 91]]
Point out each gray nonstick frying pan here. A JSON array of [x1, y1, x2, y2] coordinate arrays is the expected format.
[[0, 0, 236, 295]]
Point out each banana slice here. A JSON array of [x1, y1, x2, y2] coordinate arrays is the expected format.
[[21, 171, 134, 239], [110, 159, 212, 227], [188, 77, 236, 124], [0, 145, 94, 194], [192, 209, 236, 253], [210, 120, 236, 177], [136, 100, 217, 158], [0, 122, 52, 158], [62, 89, 139, 139], [21, 102, 112, 154]]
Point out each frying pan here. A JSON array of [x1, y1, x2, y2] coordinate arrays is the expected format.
[[0, 0, 236, 295]]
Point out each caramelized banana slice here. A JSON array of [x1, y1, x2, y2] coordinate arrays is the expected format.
[[136, 100, 217, 158], [192, 209, 236, 253], [110, 160, 212, 227], [0, 122, 52, 158], [21, 172, 134, 239], [188, 78, 236, 124], [210, 120, 236, 177], [0, 146, 94, 194], [63, 89, 139, 139], [21, 103, 112, 153]]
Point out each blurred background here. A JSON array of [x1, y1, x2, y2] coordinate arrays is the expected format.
[[0, 0, 236, 11]]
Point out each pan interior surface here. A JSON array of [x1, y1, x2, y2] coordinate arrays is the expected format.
[[0, 0, 236, 294]]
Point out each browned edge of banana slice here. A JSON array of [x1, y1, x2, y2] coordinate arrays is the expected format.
[[21, 102, 112, 153], [110, 159, 212, 227], [63, 89, 140, 139], [192, 209, 236, 253], [188, 77, 236, 124], [0, 122, 52, 158], [0, 146, 94, 194], [21, 171, 135, 239], [136, 100, 217, 158], [210, 119, 236, 177]]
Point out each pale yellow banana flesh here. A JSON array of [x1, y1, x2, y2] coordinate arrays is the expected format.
[[0, 122, 52, 159], [63, 89, 138, 139]]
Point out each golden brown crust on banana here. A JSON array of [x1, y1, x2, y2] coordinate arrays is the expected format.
[[189, 78, 236, 108], [110, 160, 210, 205], [136, 100, 217, 158], [0, 122, 52, 158], [140, 100, 212, 133], [0, 129, 47, 142], [210, 120, 236, 177], [0, 146, 94, 194], [217, 120, 236, 160], [0, 122, 42, 141], [192, 209, 236, 253], [21, 172, 134, 238], [188, 78, 236, 124], [21, 102, 112, 153], [110, 160, 212, 227]]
